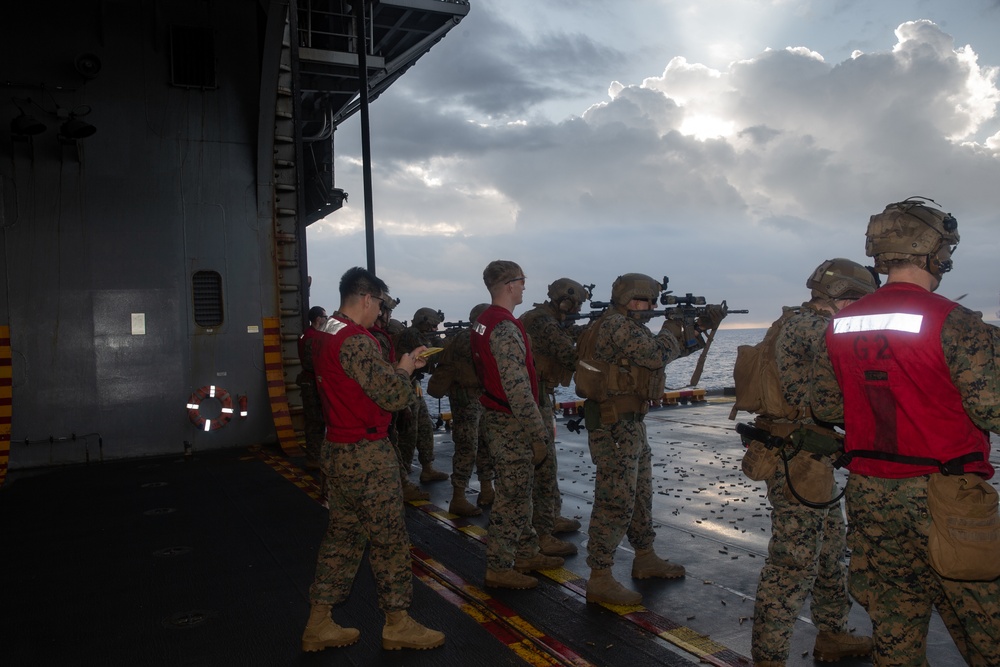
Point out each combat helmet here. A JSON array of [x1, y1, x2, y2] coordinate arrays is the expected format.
[[381, 295, 400, 313], [469, 303, 490, 323], [412, 307, 444, 331], [610, 273, 661, 307], [547, 278, 590, 313], [374, 294, 399, 327], [806, 258, 878, 301], [865, 196, 959, 278]]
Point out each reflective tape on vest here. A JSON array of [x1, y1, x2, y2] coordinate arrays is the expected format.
[[832, 312, 923, 334]]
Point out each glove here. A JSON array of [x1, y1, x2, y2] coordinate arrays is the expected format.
[[661, 319, 703, 351], [660, 318, 685, 341], [531, 440, 548, 466], [697, 303, 728, 331]]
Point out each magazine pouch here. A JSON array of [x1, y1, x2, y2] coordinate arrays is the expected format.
[[783, 453, 834, 505], [741, 440, 779, 481], [927, 473, 1000, 581]]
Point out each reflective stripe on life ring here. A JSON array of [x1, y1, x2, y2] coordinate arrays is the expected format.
[[186, 385, 234, 432]]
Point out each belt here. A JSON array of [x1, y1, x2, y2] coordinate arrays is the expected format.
[[616, 412, 645, 423]]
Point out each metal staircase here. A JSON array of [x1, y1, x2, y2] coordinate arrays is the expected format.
[[266, 1, 469, 454]]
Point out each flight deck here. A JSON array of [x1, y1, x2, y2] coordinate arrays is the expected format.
[[3, 397, 979, 666]]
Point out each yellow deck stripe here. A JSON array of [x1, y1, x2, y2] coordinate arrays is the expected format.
[[262, 317, 304, 457]]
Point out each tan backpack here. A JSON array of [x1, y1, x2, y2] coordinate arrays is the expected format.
[[426, 330, 479, 398], [729, 307, 804, 421], [573, 316, 611, 401]]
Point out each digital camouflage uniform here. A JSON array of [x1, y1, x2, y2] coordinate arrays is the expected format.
[[394, 325, 439, 473], [370, 326, 406, 474], [584, 310, 686, 571], [812, 302, 1000, 667], [751, 303, 853, 664], [309, 316, 416, 613], [520, 302, 579, 536], [481, 319, 550, 570], [431, 327, 494, 489]]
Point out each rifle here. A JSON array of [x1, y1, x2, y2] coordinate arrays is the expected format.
[[630, 293, 750, 323], [735, 422, 786, 450], [441, 320, 473, 338], [627, 279, 749, 386], [560, 300, 613, 325]]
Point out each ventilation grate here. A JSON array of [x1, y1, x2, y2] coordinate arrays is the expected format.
[[193, 271, 224, 327]]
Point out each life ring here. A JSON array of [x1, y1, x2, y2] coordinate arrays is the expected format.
[[186, 385, 234, 431]]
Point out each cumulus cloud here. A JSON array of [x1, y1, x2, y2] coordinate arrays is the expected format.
[[309, 12, 1000, 327]]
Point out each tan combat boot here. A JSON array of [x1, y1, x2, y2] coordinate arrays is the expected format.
[[476, 479, 495, 506], [553, 516, 581, 533], [513, 552, 564, 573], [485, 568, 538, 589], [448, 486, 482, 517], [301, 603, 360, 652], [382, 610, 445, 650], [419, 464, 448, 482], [538, 533, 577, 556], [753, 661, 785, 666], [812, 631, 873, 662], [585, 568, 642, 605], [631, 548, 685, 579], [402, 481, 429, 502]]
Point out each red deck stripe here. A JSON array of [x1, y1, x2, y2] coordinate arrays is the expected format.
[[412, 499, 752, 666]]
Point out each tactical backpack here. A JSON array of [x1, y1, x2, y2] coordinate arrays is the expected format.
[[573, 316, 610, 401], [729, 307, 804, 421], [574, 313, 664, 403], [426, 330, 479, 398]]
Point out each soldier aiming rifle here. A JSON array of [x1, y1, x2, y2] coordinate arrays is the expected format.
[[627, 278, 748, 386]]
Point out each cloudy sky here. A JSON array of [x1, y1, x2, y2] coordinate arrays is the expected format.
[[306, 0, 1000, 329]]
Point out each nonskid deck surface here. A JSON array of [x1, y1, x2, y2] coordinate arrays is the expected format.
[[1, 399, 984, 666]]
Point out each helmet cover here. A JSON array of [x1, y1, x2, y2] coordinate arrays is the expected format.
[[547, 278, 590, 312], [866, 196, 959, 276], [610, 273, 661, 307], [413, 307, 443, 329], [806, 258, 879, 300]]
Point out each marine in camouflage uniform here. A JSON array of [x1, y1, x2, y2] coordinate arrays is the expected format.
[[472, 260, 564, 590], [369, 295, 424, 500], [303, 266, 443, 653], [520, 278, 591, 556], [312, 315, 412, 611], [297, 306, 328, 468], [394, 308, 449, 483], [811, 198, 1000, 667], [747, 258, 876, 666], [426, 303, 495, 516], [578, 274, 722, 606]]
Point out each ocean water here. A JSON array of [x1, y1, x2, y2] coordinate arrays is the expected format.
[[425, 328, 767, 415]]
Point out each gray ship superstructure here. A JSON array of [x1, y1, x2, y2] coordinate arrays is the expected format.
[[0, 0, 469, 476]]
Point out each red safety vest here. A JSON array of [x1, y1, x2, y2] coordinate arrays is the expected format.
[[826, 282, 992, 479], [471, 305, 538, 413], [314, 316, 391, 442]]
